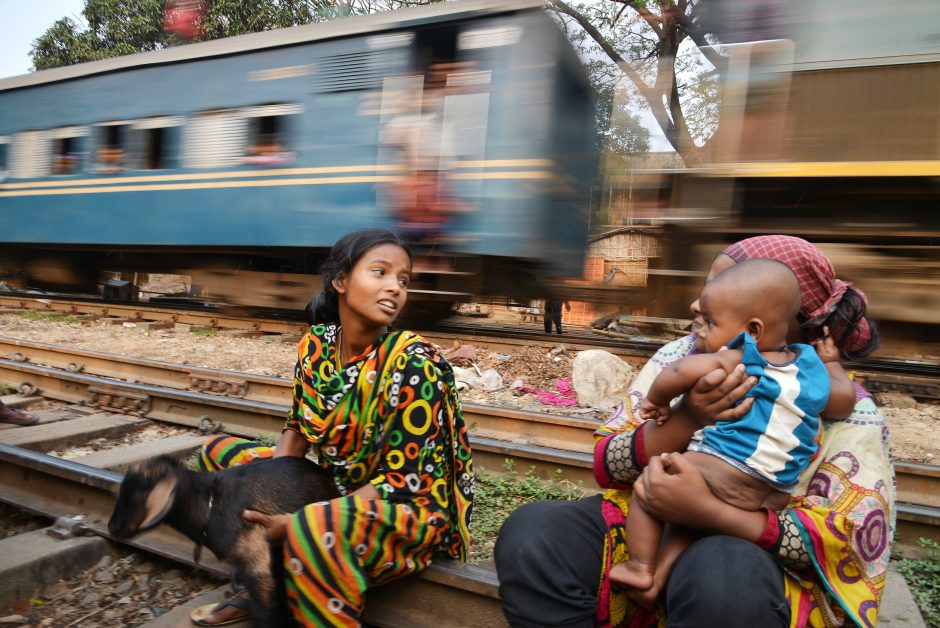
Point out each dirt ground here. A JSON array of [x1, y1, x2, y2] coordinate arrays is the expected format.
[[0, 311, 937, 463], [1, 544, 224, 627]]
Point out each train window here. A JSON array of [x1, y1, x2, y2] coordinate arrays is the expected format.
[[94, 123, 130, 173], [9, 130, 52, 178], [129, 117, 183, 170], [184, 110, 248, 169], [241, 104, 301, 167], [50, 127, 88, 176]]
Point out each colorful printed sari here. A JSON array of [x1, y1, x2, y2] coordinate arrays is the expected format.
[[201, 324, 473, 626], [595, 335, 895, 628]]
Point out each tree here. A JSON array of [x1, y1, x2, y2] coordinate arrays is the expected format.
[[595, 80, 651, 155], [546, 0, 724, 164], [31, 0, 179, 70], [30, 0, 443, 71]]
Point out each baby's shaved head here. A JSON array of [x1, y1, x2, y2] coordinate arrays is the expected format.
[[708, 258, 801, 325]]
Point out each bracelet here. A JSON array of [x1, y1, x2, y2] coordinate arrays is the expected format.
[[598, 431, 641, 486], [755, 507, 781, 551], [632, 420, 649, 469]]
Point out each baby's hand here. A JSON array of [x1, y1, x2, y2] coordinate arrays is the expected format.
[[812, 327, 840, 363], [639, 399, 670, 425]]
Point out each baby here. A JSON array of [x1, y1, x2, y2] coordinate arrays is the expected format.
[[609, 258, 855, 605]]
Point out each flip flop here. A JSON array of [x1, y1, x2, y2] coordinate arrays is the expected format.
[[0, 408, 39, 426], [190, 591, 251, 626]]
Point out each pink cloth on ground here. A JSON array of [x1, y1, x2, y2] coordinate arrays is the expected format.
[[514, 379, 578, 406]]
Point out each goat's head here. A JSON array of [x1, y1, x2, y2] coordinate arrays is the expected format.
[[108, 457, 180, 539]]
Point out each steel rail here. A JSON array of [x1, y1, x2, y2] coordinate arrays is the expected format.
[[0, 362, 936, 620], [4, 296, 940, 384], [0, 294, 308, 336], [0, 443, 504, 627], [0, 352, 596, 486], [0, 337, 934, 505]]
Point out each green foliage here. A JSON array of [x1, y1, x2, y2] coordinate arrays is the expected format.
[[16, 311, 83, 324], [895, 538, 940, 627], [30, 0, 444, 72], [190, 326, 219, 337], [593, 78, 651, 155], [470, 459, 585, 565], [31, 0, 177, 71], [0, 384, 15, 396]]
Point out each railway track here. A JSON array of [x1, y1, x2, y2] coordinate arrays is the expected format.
[[3, 295, 940, 397], [0, 312, 937, 623], [0, 335, 936, 513], [0, 340, 935, 532]]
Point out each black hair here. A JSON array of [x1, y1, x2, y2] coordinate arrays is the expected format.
[[307, 229, 412, 325], [800, 285, 881, 360]]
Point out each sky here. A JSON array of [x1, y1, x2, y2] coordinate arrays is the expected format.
[[0, 0, 87, 79]]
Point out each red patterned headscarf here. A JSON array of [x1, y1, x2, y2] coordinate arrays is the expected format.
[[721, 235, 874, 357]]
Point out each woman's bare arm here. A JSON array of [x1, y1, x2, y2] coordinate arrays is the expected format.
[[274, 429, 310, 458]]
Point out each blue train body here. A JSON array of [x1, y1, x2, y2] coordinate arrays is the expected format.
[[0, 1, 593, 307]]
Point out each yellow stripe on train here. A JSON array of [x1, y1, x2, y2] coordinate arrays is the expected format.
[[0, 170, 557, 197], [0, 159, 557, 192], [699, 161, 940, 178]]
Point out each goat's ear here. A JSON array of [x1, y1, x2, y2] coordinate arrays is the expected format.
[[139, 475, 178, 530]]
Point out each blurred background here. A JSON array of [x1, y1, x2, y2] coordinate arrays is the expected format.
[[1, 0, 939, 356]]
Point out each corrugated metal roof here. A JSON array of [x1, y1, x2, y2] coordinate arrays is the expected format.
[[588, 226, 660, 243]]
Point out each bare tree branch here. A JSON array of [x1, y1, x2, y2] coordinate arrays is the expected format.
[[609, 0, 663, 38], [609, 4, 628, 28], [548, 0, 681, 152]]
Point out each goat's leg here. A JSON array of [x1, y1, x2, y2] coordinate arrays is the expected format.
[[233, 528, 279, 626]]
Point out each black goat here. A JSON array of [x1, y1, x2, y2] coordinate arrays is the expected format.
[[108, 455, 339, 626]]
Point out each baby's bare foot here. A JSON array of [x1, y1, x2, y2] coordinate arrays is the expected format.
[[609, 561, 654, 591], [628, 583, 661, 611]]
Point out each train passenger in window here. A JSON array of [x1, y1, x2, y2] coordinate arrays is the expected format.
[[496, 235, 893, 628], [190, 229, 473, 627], [381, 63, 473, 269], [52, 137, 80, 175], [242, 115, 294, 167], [95, 126, 126, 174]]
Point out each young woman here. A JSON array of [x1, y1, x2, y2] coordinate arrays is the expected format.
[[496, 235, 893, 628], [193, 229, 473, 627]]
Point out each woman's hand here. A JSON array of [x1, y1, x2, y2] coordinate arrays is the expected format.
[[681, 362, 756, 426], [812, 326, 840, 363], [243, 510, 292, 543], [633, 454, 768, 541], [633, 454, 718, 528]]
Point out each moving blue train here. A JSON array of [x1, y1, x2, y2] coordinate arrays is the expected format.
[[0, 0, 593, 312]]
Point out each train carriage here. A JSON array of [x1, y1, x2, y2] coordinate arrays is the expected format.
[[647, 0, 940, 340], [0, 0, 594, 312]]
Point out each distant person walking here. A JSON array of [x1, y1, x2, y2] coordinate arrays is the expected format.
[[544, 298, 571, 335]]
